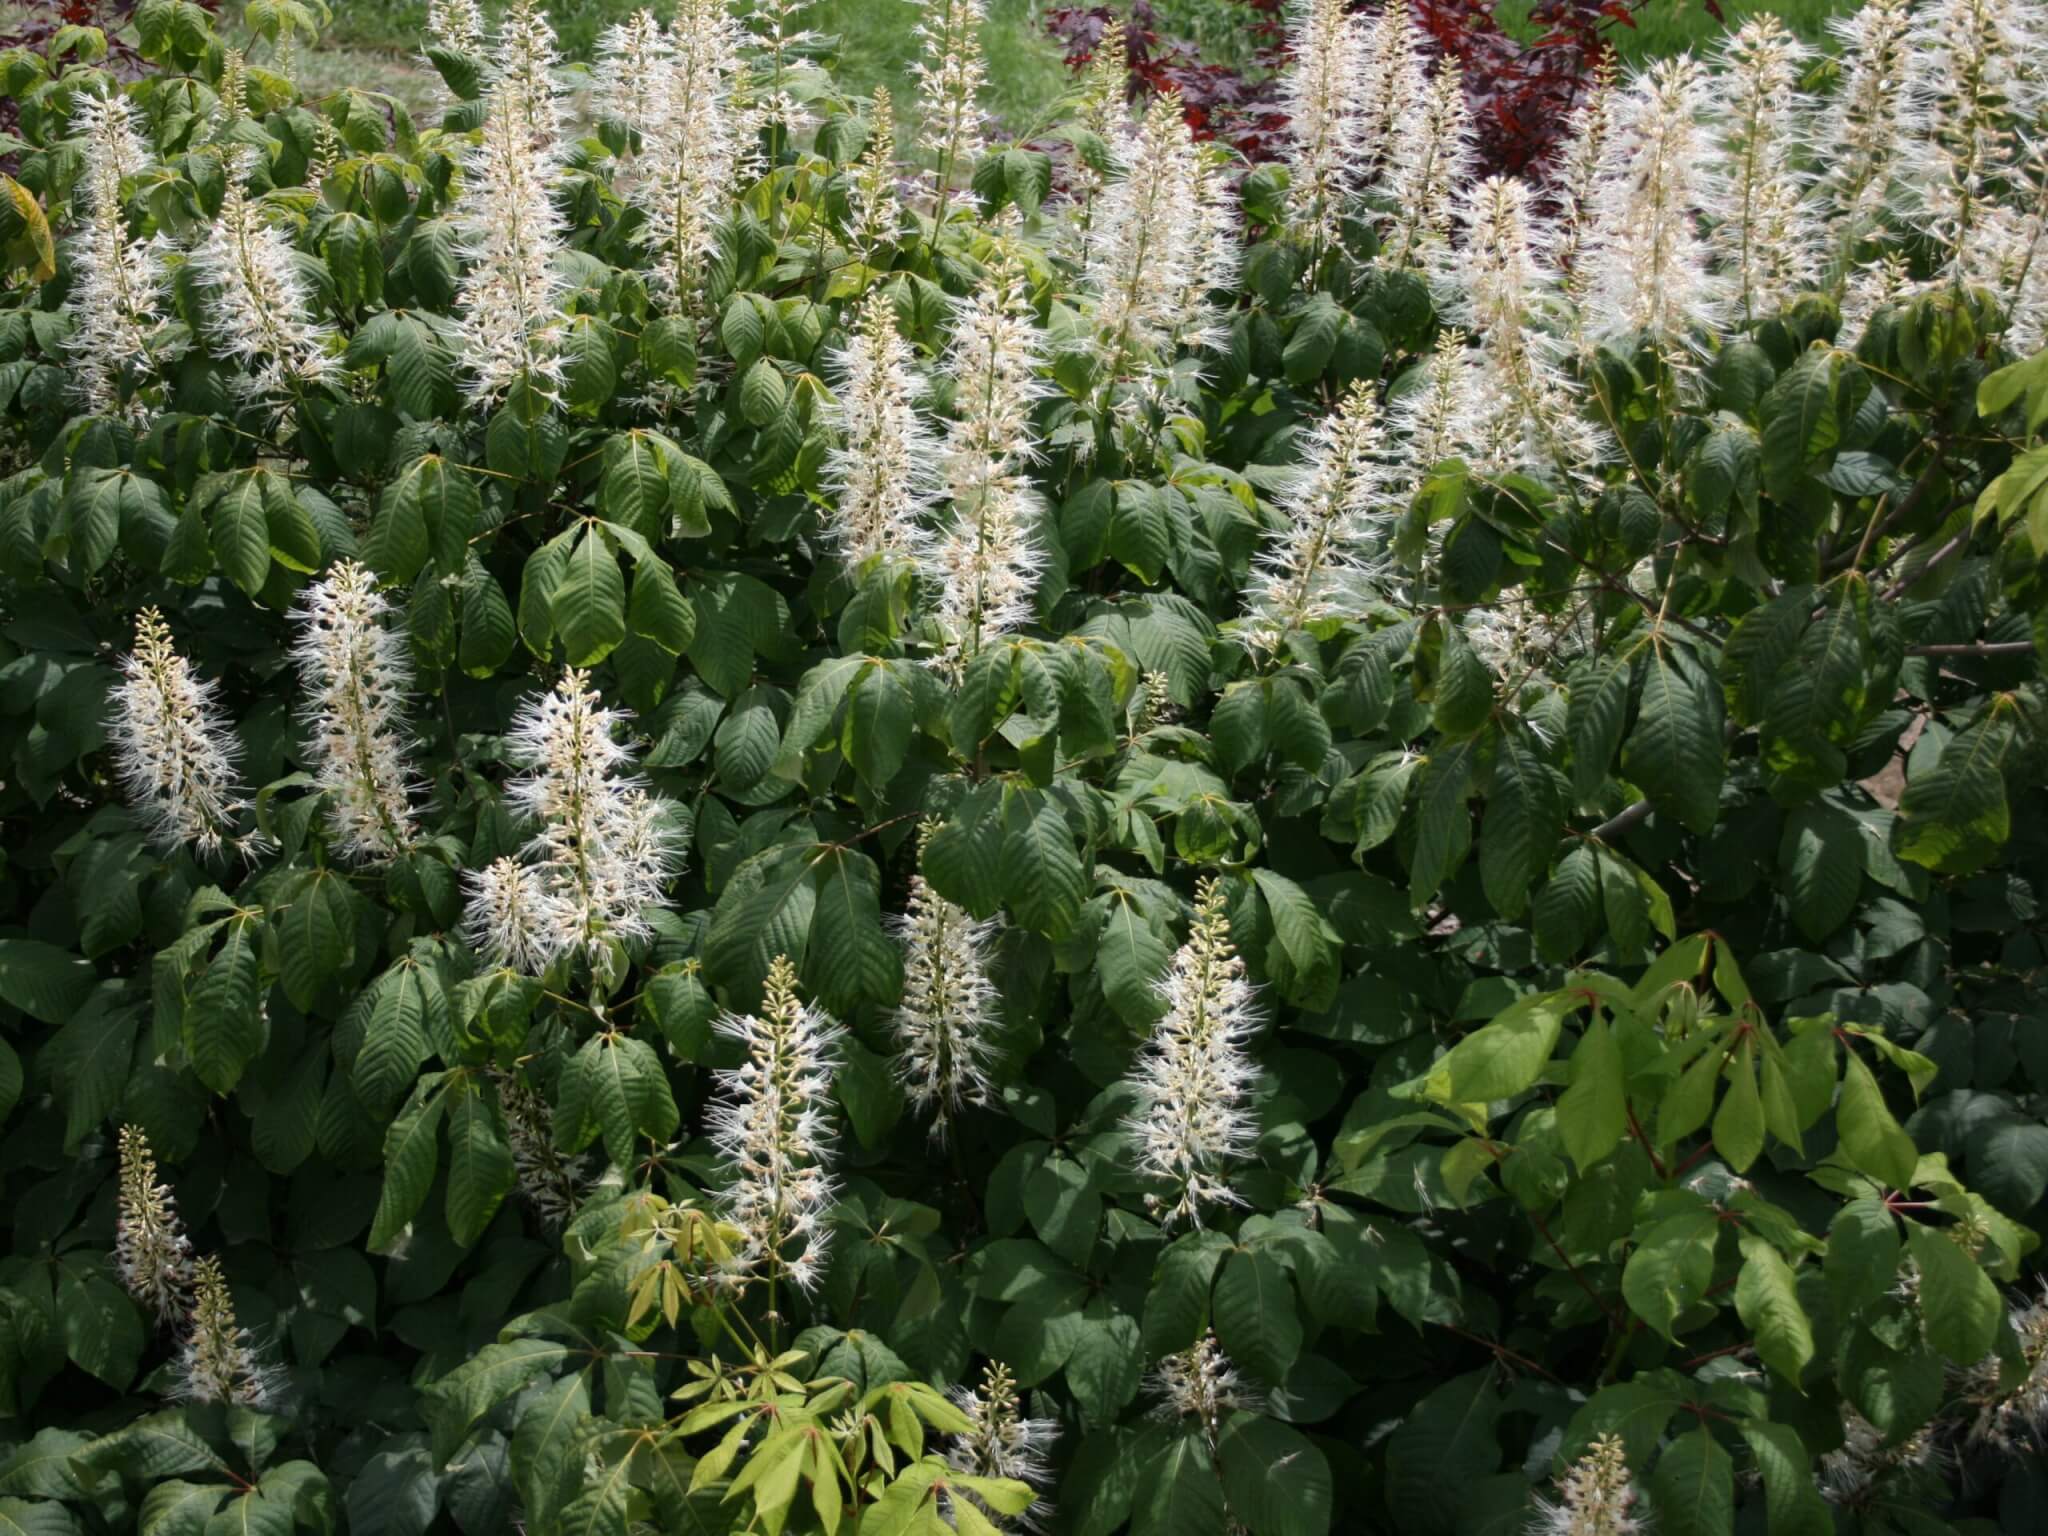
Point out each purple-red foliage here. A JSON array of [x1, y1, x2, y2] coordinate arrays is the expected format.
[[1050, 0, 1673, 178]]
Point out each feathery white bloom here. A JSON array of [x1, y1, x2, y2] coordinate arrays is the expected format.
[[463, 856, 556, 975], [1085, 94, 1213, 374], [1551, 55, 1617, 308], [1819, 1409, 1939, 1505], [1452, 177, 1606, 489], [1388, 336, 1485, 489], [1814, 0, 1916, 248], [741, 0, 820, 134], [489, 0, 567, 144], [1242, 380, 1391, 650], [891, 867, 1002, 1135], [452, 75, 569, 404], [1897, 0, 2046, 283], [1060, 20, 1129, 259], [825, 290, 938, 565], [111, 608, 250, 858], [290, 560, 418, 862], [494, 1067, 590, 1228], [1380, 60, 1473, 277], [593, 10, 670, 143], [1961, 1285, 2048, 1452], [913, 0, 988, 200], [928, 249, 1048, 660], [621, 0, 751, 321], [1969, 194, 2048, 353], [426, 0, 485, 53], [1579, 56, 1727, 349], [1531, 1435, 1644, 1536], [65, 91, 170, 414], [176, 1257, 273, 1408], [1712, 17, 1821, 323], [466, 670, 678, 972], [947, 1360, 1057, 1531], [1152, 1332, 1259, 1449], [213, 47, 248, 133], [1125, 879, 1261, 1227], [115, 1125, 193, 1325], [1284, 0, 1368, 249], [191, 173, 337, 400], [709, 956, 842, 1295], [847, 89, 904, 265], [1354, 2, 1426, 185], [1838, 250, 1915, 350]]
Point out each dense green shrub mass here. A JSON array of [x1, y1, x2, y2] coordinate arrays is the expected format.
[[1, 1, 2047, 1534]]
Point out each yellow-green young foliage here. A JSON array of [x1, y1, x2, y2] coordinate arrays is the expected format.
[[1, 1, 2048, 1534]]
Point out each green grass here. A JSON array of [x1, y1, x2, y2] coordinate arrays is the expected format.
[[315, 0, 1072, 139], [1496, 0, 1858, 59]]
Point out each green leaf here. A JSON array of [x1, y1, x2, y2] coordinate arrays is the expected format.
[[1132, 1432, 1227, 1536], [1836, 1050, 1917, 1191], [57, 1263, 143, 1391], [1250, 869, 1341, 1012], [842, 660, 912, 790], [1758, 349, 1838, 498], [1907, 1224, 2000, 1364], [1621, 1208, 1718, 1340], [627, 557, 695, 653], [1095, 888, 1173, 1027], [1736, 1421, 1830, 1536], [369, 1077, 447, 1252], [1408, 740, 1474, 907], [1003, 791, 1086, 939], [0, 938, 94, 1023], [1479, 736, 1563, 921], [803, 846, 900, 1016], [552, 525, 628, 666], [1556, 1016, 1625, 1171], [209, 475, 273, 596], [1712, 1040, 1765, 1173], [1645, 1427, 1733, 1536], [1217, 1414, 1332, 1536], [1567, 655, 1633, 800], [1622, 644, 1723, 833], [1213, 1250, 1301, 1386], [184, 915, 263, 1095], [1417, 990, 1573, 1106], [352, 962, 437, 1116], [1777, 802, 1863, 942], [445, 1079, 514, 1247], [1734, 1235, 1813, 1383], [1894, 714, 2017, 875]]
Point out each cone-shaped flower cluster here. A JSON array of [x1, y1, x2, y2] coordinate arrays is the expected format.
[[708, 956, 842, 1295], [825, 290, 938, 565], [110, 608, 250, 859], [1380, 60, 1473, 277], [1578, 56, 1726, 349], [1814, 0, 1915, 249], [1452, 177, 1607, 492], [191, 171, 337, 401], [1152, 1332, 1258, 1450], [494, 1067, 589, 1228], [1712, 17, 1819, 324], [847, 89, 903, 265], [176, 1256, 272, 1407], [912, 0, 988, 199], [1283, 0, 1368, 251], [1962, 1286, 2048, 1452], [1085, 94, 1232, 374], [66, 91, 170, 415], [290, 561, 418, 863], [452, 0, 568, 403], [891, 849, 1002, 1136], [1125, 878, 1260, 1227], [946, 1360, 1057, 1530], [1242, 379, 1391, 651], [928, 248, 1048, 662], [600, 0, 751, 323], [1533, 1435, 1644, 1536], [425, 0, 484, 54], [464, 670, 676, 973], [115, 1126, 193, 1325]]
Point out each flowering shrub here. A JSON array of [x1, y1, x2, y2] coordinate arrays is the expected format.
[[2, 1, 2048, 1534]]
